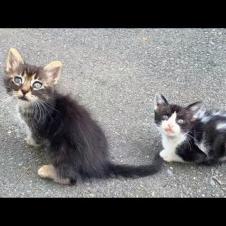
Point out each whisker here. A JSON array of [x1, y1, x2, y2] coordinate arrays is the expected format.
[[39, 99, 59, 113], [39, 102, 46, 122], [33, 101, 54, 124], [183, 132, 196, 151], [38, 102, 44, 122]]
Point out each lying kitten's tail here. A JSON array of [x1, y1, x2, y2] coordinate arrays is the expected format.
[[106, 152, 163, 178]]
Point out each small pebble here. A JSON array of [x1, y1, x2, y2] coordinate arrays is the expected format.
[[210, 178, 216, 186], [167, 169, 173, 176]]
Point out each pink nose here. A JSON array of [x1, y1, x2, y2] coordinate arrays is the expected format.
[[167, 124, 174, 129], [21, 88, 29, 95], [165, 124, 174, 132]]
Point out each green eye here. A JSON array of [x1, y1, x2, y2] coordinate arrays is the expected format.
[[32, 81, 43, 90], [14, 76, 22, 85], [162, 115, 169, 120], [177, 119, 184, 124]]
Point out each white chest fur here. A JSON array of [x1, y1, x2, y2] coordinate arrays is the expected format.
[[16, 105, 27, 129], [162, 134, 186, 152], [16, 105, 32, 136], [159, 134, 186, 162], [16, 105, 40, 147]]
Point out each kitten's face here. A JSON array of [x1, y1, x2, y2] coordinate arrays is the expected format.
[[4, 48, 62, 105], [154, 94, 202, 138]]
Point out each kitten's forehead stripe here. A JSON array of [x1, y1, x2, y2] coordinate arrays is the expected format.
[[18, 63, 42, 78], [168, 112, 177, 123]]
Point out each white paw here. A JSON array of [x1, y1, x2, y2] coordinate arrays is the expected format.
[[25, 136, 40, 147], [38, 165, 47, 178], [38, 165, 52, 178], [38, 165, 70, 185], [159, 150, 174, 162]]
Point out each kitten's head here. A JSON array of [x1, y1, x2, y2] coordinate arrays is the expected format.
[[154, 94, 203, 138], [4, 48, 63, 104]]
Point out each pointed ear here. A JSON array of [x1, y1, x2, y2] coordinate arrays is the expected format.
[[185, 101, 205, 120], [5, 48, 24, 73], [185, 101, 203, 113], [43, 61, 63, 85], [154, 94, 169, 110]]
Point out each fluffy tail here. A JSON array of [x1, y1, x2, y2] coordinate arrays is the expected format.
[[106, 152, 163, 178]]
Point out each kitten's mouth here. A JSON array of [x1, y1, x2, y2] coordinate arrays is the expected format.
[[18, 96, 29, 101], [164, 129, 176, 137], [166, 133, 176, 137], [165, 128, 174, 134]]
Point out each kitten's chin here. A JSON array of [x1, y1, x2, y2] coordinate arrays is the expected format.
[[17, 98, 32, 107], [162, 130, 180, 138], [166, 134, 178, 138], [18, 96, 29, 101]]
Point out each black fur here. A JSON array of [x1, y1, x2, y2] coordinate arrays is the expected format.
[[155, 94, 226, 165], [19, 92, 163, 183]]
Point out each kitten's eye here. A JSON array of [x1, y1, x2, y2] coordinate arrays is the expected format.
[[162, 115, 169, 120], [14, 76, 22, 85], [32, 81, 43, 90], [177, 119, 184, 124]]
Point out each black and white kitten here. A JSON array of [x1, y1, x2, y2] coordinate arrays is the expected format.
[[4, 48, 162, 185], [154, 94, 226, 165]]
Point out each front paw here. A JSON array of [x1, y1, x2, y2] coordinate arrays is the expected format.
[[38, 165, 71, 185], [159, 150, 174, 162], [38, 165, 55, 178], [25, 136, 41, 147]]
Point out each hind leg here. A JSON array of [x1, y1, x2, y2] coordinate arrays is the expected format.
[[38, 164, 72, 185], [199, 136, 226, 166]]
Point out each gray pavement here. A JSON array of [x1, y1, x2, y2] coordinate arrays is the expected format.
[[0, 29, 226, 197]]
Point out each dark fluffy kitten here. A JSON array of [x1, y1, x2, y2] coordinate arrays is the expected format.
[[4, 48, 162, 185], [154, 94, 226, 165]]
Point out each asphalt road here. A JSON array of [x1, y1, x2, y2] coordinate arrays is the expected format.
[[0, 29, 226, 197]]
